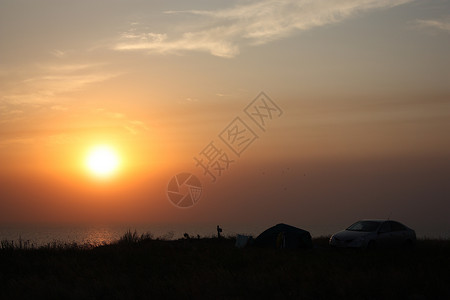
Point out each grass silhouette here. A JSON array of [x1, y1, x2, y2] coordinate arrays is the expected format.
[[1, 232, 449, 299]]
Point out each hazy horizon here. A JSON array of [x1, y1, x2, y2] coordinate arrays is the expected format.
[[1, 0, 449, 237]]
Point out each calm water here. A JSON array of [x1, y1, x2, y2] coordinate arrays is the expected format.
[[0, 223, 447, 247], [0, 223, 266, 247]]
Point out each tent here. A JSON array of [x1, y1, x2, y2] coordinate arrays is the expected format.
[[253, 223, 312, 249]]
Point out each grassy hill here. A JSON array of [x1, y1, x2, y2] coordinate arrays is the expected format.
[[1, 233, 449, 299]]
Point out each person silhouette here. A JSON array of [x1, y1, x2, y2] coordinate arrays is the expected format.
[[217, 225, 223, 239]]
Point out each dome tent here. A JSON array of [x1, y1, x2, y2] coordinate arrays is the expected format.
[[254, 223, 312, 249]]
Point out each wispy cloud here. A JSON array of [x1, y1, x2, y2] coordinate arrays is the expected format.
[[50, 105, 69, 111], [415, 16, 450, 33], [123, 120, 149, 135], [114, 0, 413, 58], [50, 49, 67, 58], [92, 108, 149, 136], [0, 137, 35, 149], [0, 62, 120, 135], [0, 102, 28, 125], [1, 63, 119, 105]]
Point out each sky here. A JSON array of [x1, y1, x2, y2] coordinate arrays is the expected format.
[[0, 0, 449, 236]]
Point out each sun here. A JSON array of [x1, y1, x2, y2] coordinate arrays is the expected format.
[[85, 145, 120, 178]]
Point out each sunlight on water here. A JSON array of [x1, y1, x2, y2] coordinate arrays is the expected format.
[[0, 224, 265, 247]]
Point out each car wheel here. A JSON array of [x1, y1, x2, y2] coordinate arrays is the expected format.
[[367, 240, 376, 250]]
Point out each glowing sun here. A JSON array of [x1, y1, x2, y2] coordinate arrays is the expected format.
[[85, 145, 120, 178]]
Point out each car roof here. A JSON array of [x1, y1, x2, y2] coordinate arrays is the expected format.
[[353, 220, 411, 230], [359, 219, 407, 225]]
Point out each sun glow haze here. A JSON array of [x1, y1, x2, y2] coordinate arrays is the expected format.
[[86, 145, 120, 178], [0, 0, 449, 233]]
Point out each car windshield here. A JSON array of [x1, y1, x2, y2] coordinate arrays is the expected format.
[[346, 221, 381, 232]]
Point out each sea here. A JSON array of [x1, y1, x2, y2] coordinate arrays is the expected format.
[[0, 223, 267, 247], [0, 223, 448, 247]]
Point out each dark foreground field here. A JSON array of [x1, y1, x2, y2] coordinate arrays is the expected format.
[[1, 234, 449, 299]]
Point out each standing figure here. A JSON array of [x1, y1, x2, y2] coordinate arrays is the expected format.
[[217, 225, 223, 239]]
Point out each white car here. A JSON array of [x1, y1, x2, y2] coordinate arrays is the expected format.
[[329, 220, 416, 249]]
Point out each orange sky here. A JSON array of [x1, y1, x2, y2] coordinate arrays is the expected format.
[[1, 0, 449, 236]]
